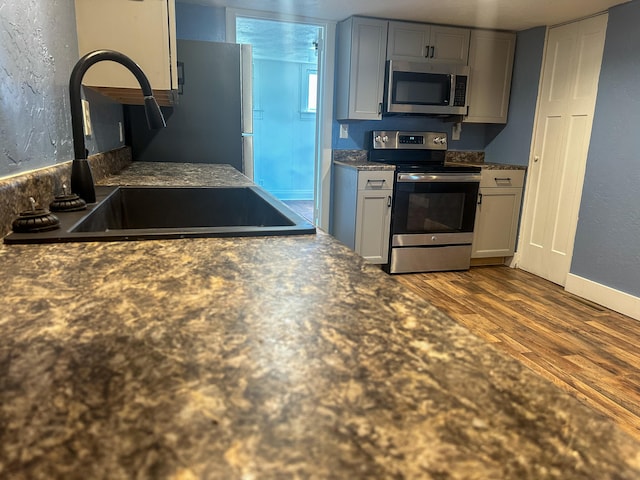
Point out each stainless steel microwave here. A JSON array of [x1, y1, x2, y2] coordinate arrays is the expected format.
[[384, 61, 470, 116]]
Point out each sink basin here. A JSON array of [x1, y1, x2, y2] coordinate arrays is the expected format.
[[4, 186, 315, 244]]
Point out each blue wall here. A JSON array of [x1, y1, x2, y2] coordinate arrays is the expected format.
[[484, 27, 546, 165], [176, 3, 226, 42], [571, 1, 640, 297], [331, 117, 488, 151]]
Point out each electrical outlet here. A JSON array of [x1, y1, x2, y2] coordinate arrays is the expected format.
[[81, 99, 92, 136], [339, 123, 349, 139], [451, 122, 462, 141]]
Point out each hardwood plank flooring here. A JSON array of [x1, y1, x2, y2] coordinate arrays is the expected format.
[[395, 266, 640, 442]]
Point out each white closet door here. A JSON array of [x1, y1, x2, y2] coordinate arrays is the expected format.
[[519, 14, 608, 286]]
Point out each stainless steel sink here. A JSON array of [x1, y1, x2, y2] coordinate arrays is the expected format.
[[4, 186, 315, 244]]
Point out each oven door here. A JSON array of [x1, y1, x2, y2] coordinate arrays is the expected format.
[[391, 172, 480, 247]]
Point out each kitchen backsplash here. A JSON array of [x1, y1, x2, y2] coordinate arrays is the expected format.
[[0, 148, 132, 237], [332, 150, 368, 163], [445, 151, 485, 164]]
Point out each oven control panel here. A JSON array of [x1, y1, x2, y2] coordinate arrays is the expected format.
[[372, 131, 447, 150]]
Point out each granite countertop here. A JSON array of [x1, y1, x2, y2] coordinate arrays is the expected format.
[[333, 159, 396, 171], [331, 149, 526, 171], [1, 162, 639, 479]]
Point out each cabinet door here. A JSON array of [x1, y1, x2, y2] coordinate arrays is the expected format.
[[465, 30, 516, 123], [429, 25, 470, 64], [336, 17, 388, 120], [75, 0, 176, 92], [355, 189, 392, 264], [387, 22, 469, 64], [387, 21, 430, 60], [471, 186, 523, 258]]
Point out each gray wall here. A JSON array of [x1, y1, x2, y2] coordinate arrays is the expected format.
[[484, 27, 546, 165], [0, 0, 124, 179], [571, 1, 640, 297]]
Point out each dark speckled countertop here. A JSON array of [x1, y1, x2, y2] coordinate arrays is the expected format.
[[1, 163, 638, 479]]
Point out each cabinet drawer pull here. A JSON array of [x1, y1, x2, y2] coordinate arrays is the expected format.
[[494, 177, 512, 182], [367, 179, 386, 185]]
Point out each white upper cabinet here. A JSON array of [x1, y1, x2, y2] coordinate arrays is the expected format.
[[336, 17, 388, 120], [387, 21, 470, 64], [74, 0, 178, 106], [465, 30, 516, 124]]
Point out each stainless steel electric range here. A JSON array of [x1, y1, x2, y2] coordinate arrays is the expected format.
[[369, 130, 481, 274]]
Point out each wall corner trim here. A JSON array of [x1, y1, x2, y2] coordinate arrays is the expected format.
[[565, 274, 640, 321]]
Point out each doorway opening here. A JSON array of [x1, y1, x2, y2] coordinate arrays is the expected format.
[[233, 16, 322, 224]]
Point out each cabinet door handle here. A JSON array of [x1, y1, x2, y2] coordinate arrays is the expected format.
[[378, 102, 382, 115], [425, 45, 430, 58], [430, 46, 435, 58], [477, 193, 483, 205], [387, 195, 392, 207]]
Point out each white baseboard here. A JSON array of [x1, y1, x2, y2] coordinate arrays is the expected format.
[[565, 274, 640, 321]]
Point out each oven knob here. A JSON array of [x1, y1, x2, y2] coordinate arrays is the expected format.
[[383, 135, 389, 143], [431, 235, 437, 242]]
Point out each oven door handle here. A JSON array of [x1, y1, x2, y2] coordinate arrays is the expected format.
[[396, 173, 481, 183]]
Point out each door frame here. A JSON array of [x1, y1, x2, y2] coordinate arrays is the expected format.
[[225, 8, 336, 231]]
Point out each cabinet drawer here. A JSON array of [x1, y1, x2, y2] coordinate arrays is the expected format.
[[479, 169, 525, 188], [357, 171, 394, 190]]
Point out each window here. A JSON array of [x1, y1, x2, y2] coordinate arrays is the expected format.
[[301, 68, 317, 116]]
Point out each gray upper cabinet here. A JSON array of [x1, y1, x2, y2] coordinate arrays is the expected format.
[[387, 21, 470, 64], [465, 30, 516, 124], [336, 17, 388, 121]]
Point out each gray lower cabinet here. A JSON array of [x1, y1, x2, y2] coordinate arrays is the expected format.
[[471, 169, 525, 259], [332, 166, 394, 264]]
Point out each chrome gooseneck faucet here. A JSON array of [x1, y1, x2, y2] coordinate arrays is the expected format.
[[69, 50, 166, 203]]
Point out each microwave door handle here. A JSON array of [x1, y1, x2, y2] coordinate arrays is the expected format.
[[449, 74, 455, 106]]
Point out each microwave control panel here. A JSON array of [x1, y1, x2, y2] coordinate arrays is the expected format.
[[372, 131, 448, 150]]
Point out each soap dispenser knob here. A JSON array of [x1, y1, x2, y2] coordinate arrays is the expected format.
[[49, 184, 87, 212], [12, 197, 60, 233]]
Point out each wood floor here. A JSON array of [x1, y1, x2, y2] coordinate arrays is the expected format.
[[395, 266, 640, 442]]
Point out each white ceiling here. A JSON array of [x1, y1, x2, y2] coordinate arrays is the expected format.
[[180, 0, 630, 31]]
